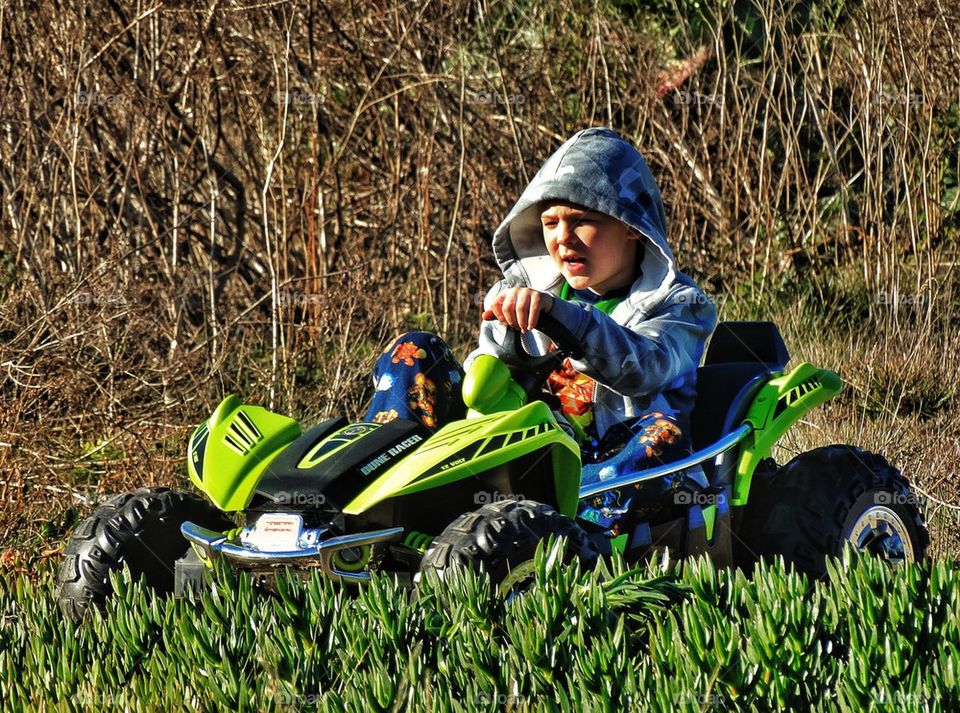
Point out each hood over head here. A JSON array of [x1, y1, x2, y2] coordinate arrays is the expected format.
[[492, 127, 674, 297]]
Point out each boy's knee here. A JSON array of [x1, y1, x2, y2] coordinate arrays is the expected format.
[[378, 331, 461, 373], [387, 331, 436, 346], [378, 332, 435, 363]]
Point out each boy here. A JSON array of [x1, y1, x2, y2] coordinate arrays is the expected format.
[[365, 128, 716, 527], [468, 127, 716, 458]]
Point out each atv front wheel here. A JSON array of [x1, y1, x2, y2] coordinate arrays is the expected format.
[[418, 498, 603, 598], [56, 487, 234, 622], [738, 445, 929, 577]]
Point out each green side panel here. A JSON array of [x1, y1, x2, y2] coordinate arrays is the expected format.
[[461, 354, 527, 415], [702, 503, 716, 541], [187, 395, 302, 511], [732, 362, 843, 506], [550, 442, 581, 518], [343, 401, 582, 517]]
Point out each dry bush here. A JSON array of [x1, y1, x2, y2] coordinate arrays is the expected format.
[[0, 0, 957, 557]]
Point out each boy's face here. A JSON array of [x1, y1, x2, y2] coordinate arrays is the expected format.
[[541, 203, 640, 295]]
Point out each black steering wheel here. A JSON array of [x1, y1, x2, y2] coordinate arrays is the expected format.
[[497, 311, 585, 402]]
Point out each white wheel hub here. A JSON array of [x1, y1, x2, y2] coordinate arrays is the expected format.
[[847, 505, 914, 565]]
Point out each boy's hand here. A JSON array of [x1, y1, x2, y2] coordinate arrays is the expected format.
[[482, 287, 554, 333]]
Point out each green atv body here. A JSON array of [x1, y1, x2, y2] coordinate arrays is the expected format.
[[57, 320, 929, 619], [176, 319, 917, 583]]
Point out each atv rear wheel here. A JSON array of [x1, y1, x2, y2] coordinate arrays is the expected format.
[[56, 487, 234, 622], [738, 445, 928, 577], [418, 498, 603, 598]]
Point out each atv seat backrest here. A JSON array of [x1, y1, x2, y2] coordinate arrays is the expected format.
[[702, 320, 789, 367], [690, 321, 790, 454]]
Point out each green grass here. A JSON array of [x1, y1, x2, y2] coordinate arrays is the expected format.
[[2, 545, 959, 711]]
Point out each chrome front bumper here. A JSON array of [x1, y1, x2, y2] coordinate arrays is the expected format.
[[180, 521, 404, 583]]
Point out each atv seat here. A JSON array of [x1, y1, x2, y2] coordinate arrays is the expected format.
[[690, 321, 790, 455]]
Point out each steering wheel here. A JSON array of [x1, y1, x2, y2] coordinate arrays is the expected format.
[[497, 311, 585, 402]]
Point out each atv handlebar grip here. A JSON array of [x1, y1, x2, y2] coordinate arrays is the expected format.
[[499, 310, 585, 402]]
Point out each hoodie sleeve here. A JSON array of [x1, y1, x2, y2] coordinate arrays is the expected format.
[[543, 283, 717, 399]]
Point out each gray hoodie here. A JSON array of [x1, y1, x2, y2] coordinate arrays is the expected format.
[[465, 127, 718, 440]]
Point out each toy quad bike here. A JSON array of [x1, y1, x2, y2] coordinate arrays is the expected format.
[[57, 319, 928, 621]]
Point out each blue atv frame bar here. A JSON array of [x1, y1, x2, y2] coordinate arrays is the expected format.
[[578, 423, 753, 499]]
